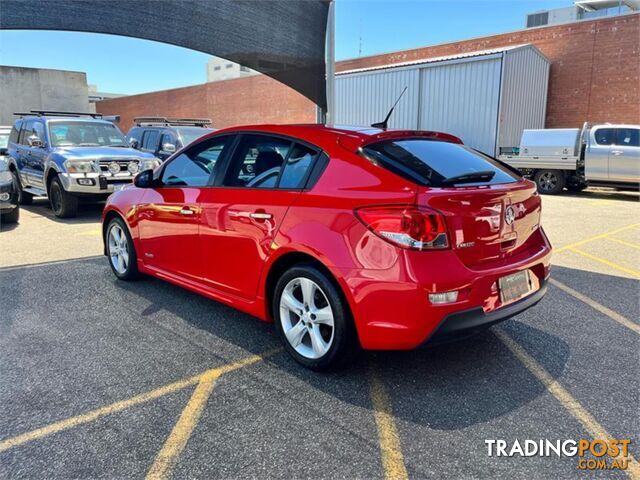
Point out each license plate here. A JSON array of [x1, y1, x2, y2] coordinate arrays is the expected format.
[[113, 183, 128, 192], [498, 270, 534, 304]]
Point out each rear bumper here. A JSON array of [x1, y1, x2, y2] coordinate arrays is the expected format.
[[339, 228, 552, 350], [425, 279, 548, 346]]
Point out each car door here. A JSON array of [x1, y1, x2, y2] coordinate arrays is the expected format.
[[137, 135, 232, 282], [198, 134, 320, 300], [10, 120, 29, 186], [587, 127, 615, 181], [608, 128, 639, 183]]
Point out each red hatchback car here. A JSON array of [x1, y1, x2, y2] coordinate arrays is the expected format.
[[102, 124, 552, 369]]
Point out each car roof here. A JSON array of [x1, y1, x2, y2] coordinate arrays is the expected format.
[[208, 124, 462, 151]]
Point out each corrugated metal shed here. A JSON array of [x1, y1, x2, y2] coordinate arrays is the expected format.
[[335, 44, 550, 155]]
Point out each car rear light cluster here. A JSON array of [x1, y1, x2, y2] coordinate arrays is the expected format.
[[355, 205, 449, 250]]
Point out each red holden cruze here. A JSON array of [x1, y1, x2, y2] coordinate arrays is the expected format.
[[102, 124, 551, 369]]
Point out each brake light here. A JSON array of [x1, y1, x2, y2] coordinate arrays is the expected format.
[[355, 205, 449, 250]]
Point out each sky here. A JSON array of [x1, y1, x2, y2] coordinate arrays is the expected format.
[[0, 0, 574, 95]]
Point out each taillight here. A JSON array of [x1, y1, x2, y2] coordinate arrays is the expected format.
[[355, 205, 449, 250]]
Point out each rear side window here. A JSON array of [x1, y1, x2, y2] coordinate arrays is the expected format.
[[363, 139, 519, 187], [9, 121, 22, 144], [279, 144, 318, 189], [142, 130, 159, 150], [615, 128, 639, 147]]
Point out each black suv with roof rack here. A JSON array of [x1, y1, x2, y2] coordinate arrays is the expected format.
[[126, 117, 215, 161], [6, 111, 161, 218]]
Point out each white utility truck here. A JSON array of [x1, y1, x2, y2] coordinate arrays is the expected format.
[[499, 123, 639, 194]]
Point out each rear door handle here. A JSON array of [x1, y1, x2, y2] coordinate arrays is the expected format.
[[611, 150, 624, 156], [249, 212, 272, 220], [180, 207, 195, 216]]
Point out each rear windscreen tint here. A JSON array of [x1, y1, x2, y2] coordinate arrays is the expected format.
[[362, 139, 520, 187]]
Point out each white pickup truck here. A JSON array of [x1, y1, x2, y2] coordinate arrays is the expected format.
[[498, 123, 639, 194]]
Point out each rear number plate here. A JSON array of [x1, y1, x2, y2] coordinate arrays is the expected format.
[[499, 270, 534, 304]]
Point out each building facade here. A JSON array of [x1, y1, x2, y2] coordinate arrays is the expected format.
[[207, 57, 258, 83], [97, 13, 640, 133], [0, 66, 90, 126]]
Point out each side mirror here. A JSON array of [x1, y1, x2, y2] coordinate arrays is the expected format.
[[162, 143, 176, 153], [129, 138, 139, 149], [134, 169, 155, 188], [27, 135, 44, 148]]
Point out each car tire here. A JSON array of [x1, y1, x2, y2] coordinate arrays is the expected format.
[[1, 206, 19, 224], [12, 171, 33, 205], [273, 264, 358, 370], [49, 176, 78, 218], [105, 216, 140, 280], [534, 170, 565, 195]]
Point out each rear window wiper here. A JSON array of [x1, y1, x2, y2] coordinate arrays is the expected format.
[[441, 170, 496, 186]]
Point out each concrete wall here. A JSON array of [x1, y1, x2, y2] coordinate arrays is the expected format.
[[0, 66, 90, 126]]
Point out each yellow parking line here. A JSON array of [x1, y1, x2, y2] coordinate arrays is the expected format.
[[146, 350, 280, 480], [79, 228, 102, 236], [554, 223, 640, 253], [0, 349, 280, 454], [567, 248, 640, 278], [0, 374, 201, 453], [605, 237, 640, 250], [146, 371, 220, 480], [549, 278, 639, 334], [495, 329, 640, 480], [369, 368, 408, 480]]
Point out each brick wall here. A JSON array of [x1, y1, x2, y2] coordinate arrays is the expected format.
[[97, 13, 639, 132], [336, 13, 640, 128], [96, 74, 317, 132]]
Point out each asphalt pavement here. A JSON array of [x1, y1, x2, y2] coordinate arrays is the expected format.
[[0, 189, 638, 479]]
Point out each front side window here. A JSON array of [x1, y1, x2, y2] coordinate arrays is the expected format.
[[224, 135, 291, 188], [48, 122, 126, 147], [615, 128, 639, 147], [363, 139, 519, 187], [594, 128, 615, 146], [161, 136, 229, 187], [32, 122, 46, 142]]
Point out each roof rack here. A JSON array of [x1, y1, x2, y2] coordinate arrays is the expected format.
[[133, 116, 212, 127], [13, 110, 104, 119]]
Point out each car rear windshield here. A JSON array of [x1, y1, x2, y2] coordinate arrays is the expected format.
[[362, 139, 520, 187]]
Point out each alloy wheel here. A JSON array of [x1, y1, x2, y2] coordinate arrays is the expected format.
[[539, 172, 558, 192], [279, 277, 335, 360], [108, 224, 130, 274]]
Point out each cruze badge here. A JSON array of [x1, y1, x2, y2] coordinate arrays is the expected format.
[[505, 205, 516, 225]]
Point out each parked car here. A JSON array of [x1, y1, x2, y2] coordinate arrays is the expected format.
[[126, 117, 215, 161], [0, 126, 19, 223], [102, 124, 552, 369], [6, 111, 161, 218], [499, 123, 640, 194]]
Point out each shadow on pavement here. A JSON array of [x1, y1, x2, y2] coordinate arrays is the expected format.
[[13, 257, 639, 431], [20, 198, 105, 225]]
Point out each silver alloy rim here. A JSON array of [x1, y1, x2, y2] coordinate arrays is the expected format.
[[108, 224, 129, 274], [279, 277, 335, 360], [540, 172, 557, 191]]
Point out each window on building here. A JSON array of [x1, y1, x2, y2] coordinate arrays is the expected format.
[[225, 63, 233, 69], [526, 12, 549, 28], [240, 65, 250, 73], [214, 66, 221, 71]]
